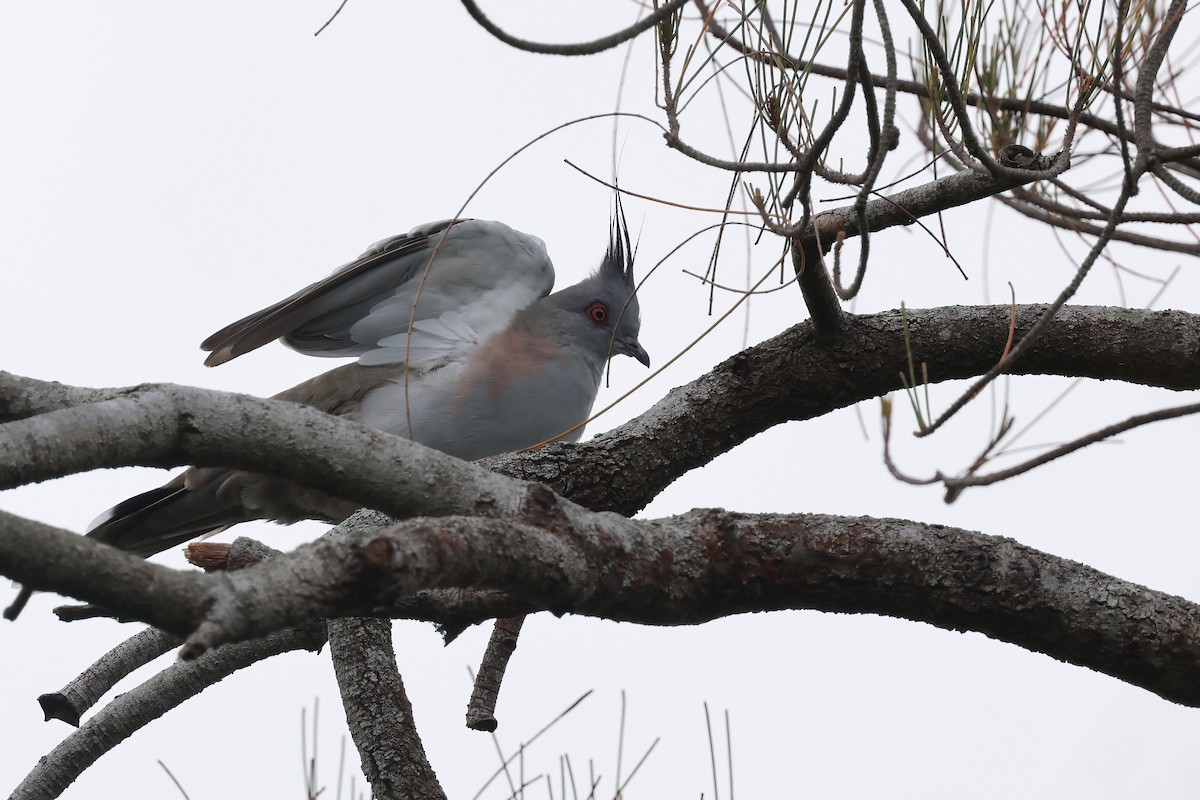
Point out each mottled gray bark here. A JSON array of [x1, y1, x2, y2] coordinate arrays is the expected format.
[[4, 306, 1198, 521], [5, 504, 1200, 707], [10, 623, 327, 800], [328, 615, 446, 800], [5, 303, 1200, 800]]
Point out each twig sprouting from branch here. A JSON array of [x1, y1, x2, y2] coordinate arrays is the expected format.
[[466, 616, 526, 732], [942, 400, 1200, 501], [35, 536, 282, 727], [791, 220, 846, 335], [914, 0, 1188, 438]]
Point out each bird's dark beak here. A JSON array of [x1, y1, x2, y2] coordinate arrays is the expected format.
[[616, 335, 651, 368]]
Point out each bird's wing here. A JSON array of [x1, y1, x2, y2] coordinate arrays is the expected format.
[[200, 219, 555, 367]]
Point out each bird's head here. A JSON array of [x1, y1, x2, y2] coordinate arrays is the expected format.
[[546, 203, 650, 369]]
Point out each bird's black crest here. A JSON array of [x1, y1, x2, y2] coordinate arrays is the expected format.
[[601, 194, 637, 289]]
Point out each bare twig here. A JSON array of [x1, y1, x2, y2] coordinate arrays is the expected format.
[[466, 616, 526, 732], [942, 400, 1200, 501]]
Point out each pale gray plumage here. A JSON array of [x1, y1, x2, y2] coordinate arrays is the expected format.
[[86, 212, 650, 558]]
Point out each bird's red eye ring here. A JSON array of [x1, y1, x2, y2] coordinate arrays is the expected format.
[[586, 302, 609, 324]]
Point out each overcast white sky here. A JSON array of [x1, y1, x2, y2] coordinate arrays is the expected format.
[[3, 3, 1200, 798]]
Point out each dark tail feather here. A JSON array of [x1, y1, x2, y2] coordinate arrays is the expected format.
[[7, 475, 246, 619], [87, 475, 248, 558]]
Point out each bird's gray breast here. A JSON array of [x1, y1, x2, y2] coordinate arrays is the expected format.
[[358, 330, 603, 461]]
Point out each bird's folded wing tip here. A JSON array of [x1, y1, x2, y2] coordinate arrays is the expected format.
[[203, 348, 234, 367]]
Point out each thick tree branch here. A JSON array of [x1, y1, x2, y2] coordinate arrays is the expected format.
[[323, 510, 445, 799], [4, 306, 1198, 527], [329, 611, 444, 799], [484, 305, 1200, 514], [5, 503, 1200, 707], [0, 376, 545, 522]]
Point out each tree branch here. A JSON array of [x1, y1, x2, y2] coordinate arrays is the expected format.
[[328, 609, 444, 799], [3, 306, 1198, 543], [483, 305, 1200, 514], [459, 0, 690, 56], [7, 307, 1198, 527], [6, 503, 1200, 706], [10, 622, 327, 800], [37, 627, 180, 727]]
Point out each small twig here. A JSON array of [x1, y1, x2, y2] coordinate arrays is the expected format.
[[704, 702, 720, 800], [725, 710, 734, 800], [4, 584, 33, 620], [942, 401, 1200, 501], [1000, 283, 1017, 361], [313, 0, 350, 36], [158, 760, 193, 800], [466, 615, 526, 732], [880, 398, 939, 486], [612, 737, 659, 798], [562, 159, 783, 218], [470, 691, 593, 800], [615, 690, 626, 798]]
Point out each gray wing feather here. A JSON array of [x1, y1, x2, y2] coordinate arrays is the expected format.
[[201, 221, 455, 366], [200, 219, 555, 368]]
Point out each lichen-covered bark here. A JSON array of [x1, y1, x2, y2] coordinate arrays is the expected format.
[[483, 305, 1200, 514]]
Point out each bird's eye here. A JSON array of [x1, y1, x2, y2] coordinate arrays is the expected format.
[[586, 302, 609, 324]]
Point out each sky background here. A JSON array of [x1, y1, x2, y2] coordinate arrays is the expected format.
[[3, 3, 1200, 798]]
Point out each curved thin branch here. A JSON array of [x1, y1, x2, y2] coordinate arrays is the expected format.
[[1009, 184, 1200, 226], [998, 194, 1200, 255], [916, 186, 1137, 437], [460, 0, 690, 56]]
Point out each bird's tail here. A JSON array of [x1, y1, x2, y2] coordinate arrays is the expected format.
[[6, 471, 248, 620], [86, 472, 248, 558]]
